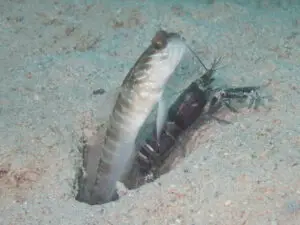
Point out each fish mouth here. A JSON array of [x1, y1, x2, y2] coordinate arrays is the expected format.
[[165, 32, 182, 39]]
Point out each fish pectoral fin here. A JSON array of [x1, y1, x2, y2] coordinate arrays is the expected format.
[[156, 97, 168, 144]]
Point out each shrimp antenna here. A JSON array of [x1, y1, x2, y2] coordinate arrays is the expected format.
[[185, 43, 208, 71]]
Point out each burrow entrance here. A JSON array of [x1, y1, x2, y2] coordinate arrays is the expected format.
[[74, 75, 214, 205], [74, 108, 211, 206], [74, 124, 187, 205]]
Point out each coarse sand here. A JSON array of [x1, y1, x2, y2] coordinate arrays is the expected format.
[[0, 0, 300, 224]]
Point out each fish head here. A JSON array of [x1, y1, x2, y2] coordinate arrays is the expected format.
[[151, 30, 183, 50], [146, 30, 187, 88], [122, 30, 186, 94]]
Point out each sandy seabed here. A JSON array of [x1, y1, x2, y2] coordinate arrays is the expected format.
[[0, 0, 300, 224]]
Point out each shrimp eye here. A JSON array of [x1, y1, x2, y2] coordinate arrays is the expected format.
[[210, 96, 218, 106], [220, 91, 226, 98]]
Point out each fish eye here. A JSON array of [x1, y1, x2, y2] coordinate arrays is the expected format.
[[152, 30, 168, 49], [154, 40, 164, 49]]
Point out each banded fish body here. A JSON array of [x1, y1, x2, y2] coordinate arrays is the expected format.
[[90, 30, 187, 204]]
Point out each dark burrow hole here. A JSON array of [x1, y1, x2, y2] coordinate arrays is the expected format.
[[74, 119, 194, 206], [74, 81, 209, 205]]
